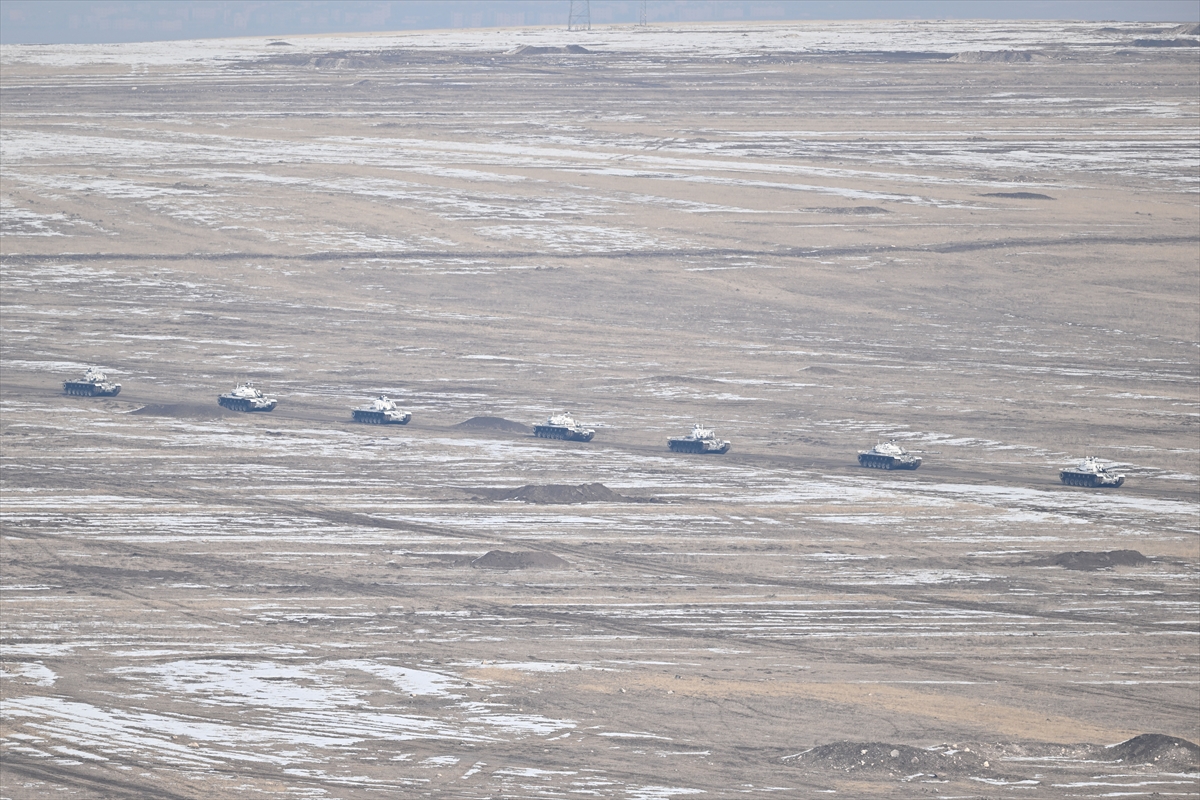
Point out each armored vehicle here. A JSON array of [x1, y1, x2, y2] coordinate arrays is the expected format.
[[352, 396, 411, 425], [668, 424, 731, 454], [1060, 457, 1124, 488], [533, 412, 594, 442], [858, 441, 921, 470], [63, 367, 121, 397], [217, 382, 277, 412]]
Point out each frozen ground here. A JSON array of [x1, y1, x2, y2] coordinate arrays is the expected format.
[[1, 18, 1198, 800]]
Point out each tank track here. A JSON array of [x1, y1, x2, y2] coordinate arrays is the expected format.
[[352, 409, 410, 424], [63, 382, 120, 397], [534, 425, 594, 442], [1060, 471, 1124, 488], [858, 453, 919, 470], [217, 396, 275, 412], [668, 439, 729, 454]]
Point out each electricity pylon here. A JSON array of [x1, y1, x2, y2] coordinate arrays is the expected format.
[[568, 0, 590, 31]]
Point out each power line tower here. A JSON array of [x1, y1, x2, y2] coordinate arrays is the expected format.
[[568, 0, 590, 31], [639, 1, 648, 26]]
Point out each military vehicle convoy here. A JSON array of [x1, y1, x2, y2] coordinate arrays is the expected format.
[[352, 396, 411, 425], [533, 412, 594, 442], [1060, 457, 1125, 488], [53, 362, 1137, 495], [668, 424, 731, 454], [858, 441, 921, 470], [217, 382, 277, 412], [63, 367, 121, 397]]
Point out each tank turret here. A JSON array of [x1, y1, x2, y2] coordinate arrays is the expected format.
[[858, 441, 921, 470], [217, 382, 277, 412], [533, 412, 594, 442], [1060, 457, 1124, 488], [668, 424, 730, 454], [63, 367, 121, 397], [352, 396, 411, 425]]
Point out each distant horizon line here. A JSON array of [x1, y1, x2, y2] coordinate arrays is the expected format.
[[3, 17, 1196, 49]]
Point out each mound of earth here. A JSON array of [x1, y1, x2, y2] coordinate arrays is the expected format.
[[951, 50, 1049, 62], [801, 366, 841, 374], [492, 483, 650, 504], [131, 403, 237, 419], [808, 206, 889, 215], [506, 45, 592, 55], [455, 416, 530, 433], [308, 54, 381, 69], [783, 742, 992, 777], [649, 374, 716, 385], [1047, 550, 1148, 570], [1105, 734, 1200, 768], [471, 550, 569, 570], [982, 191, 1054, 200]]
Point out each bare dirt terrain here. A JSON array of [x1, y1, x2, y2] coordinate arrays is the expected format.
[[2, 19, 1198, 800]]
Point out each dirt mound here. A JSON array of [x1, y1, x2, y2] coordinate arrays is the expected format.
[[801, 366, 841, 374], [783, 742, 991, 777], [1048, 550, 1148, 570], [649, 374, 717, 385], [1105, 734, 1200, 768], [506, 45, 592, 55], [808, 206, 889, 215], [1173, 23, 1200, 36], [471, 550, 570, 570], [307, 54, 382, 69], [455, 416, 530, 433], [951, 50, 1049, 62], [131, 403, 236, 419], [982, 191, 1054, 200]]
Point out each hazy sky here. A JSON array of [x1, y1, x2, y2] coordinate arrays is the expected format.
[[2, 1, 1198, 45]]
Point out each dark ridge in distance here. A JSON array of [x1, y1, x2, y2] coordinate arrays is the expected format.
[[1131, 38, 1200, 47], [981, 191, 1054, 199], [506, 44, 592, 55], [783, 734, 1198, 775], [5, 235, 1194, 265], [1044, 550, 1149, 571]]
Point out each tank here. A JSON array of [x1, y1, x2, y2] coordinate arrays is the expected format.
[[217, 382, 277, 412], [533, 412, 594, 442], [63, 367, 121, 397], [352, 396, 411, 425], [1060, 457, 1124, 488], [858, 441, 921, 470], [668, 424, 731, 454]]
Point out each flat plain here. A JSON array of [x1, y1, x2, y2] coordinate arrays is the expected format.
[[1, 19, 1198, 800]]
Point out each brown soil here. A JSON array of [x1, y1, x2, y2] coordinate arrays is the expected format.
[[1, 19, 1196, 800]]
